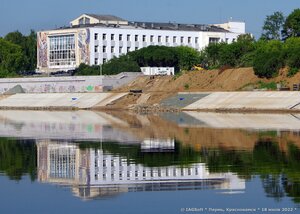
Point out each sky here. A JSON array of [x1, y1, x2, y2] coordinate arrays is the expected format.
[[0, 0, 299, 39]]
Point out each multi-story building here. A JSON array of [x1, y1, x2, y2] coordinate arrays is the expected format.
[[37, 14, 246, 73]]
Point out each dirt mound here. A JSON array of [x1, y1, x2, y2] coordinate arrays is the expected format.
[[113, 67, 300, 107], [116, 67, 262, 93]]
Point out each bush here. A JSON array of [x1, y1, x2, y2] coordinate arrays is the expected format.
[[253, 40, 284, 78], [284, 37, 300, 70], [287, 67, 299, 77]]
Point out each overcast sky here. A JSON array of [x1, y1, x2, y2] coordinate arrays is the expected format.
[[1, 0, 299, 38]]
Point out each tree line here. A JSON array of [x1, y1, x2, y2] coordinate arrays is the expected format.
[[200, 9, 300, 78], [0, 31, 37, 77]]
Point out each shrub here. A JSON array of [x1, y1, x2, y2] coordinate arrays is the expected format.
[[253, 40, 284, 78], [287, 67, 299, 77]]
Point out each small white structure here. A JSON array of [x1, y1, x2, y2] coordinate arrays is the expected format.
[[141, 67, 175, 76]]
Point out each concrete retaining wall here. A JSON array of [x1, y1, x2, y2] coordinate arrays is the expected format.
[[183, 92, 300, 111], [0, 93, 128, 109], [0, 72, 141, 94]]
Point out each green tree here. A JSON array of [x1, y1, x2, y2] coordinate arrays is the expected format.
[[261, 11, 285, 40], [253, 40, 284, 78], [0, 38, 25, 77], [174, 46, 200, 70], [283, 9, 300, 39], [102, 55, 140, 74], [283, 37, 300, 76]]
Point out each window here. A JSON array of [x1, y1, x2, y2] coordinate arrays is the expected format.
[[181, 36, 184, 43], [150, 35, 154, 42], [103, 46, 107, 53], [95, 58, 98, 65], [173, 36, 177, 43], [232, 38, 236, 42], [119, 46, 122, 54], [85, 18, 90, 24], [127, 47, 130, 52], [94, 45, 98, 53], [94, 33, 98, 40], [142, 35, 146, 42], [209, 37, 220, 44], [158, 36, 162, 43], [111, 46, 115, 53], [127, 34, 130, 41], [79, 18, 84, 25], [135, 47, 138, 51], [188, 37, 191, 43], [103, 33, 106, 40], [103, 58, 107, 63], [119, 34, 123, 41], [49, 34, 76, 67], [166, 36, 169, 43], [135, 35, 138, 42], [195, 37, 199, 44], [111, 34, 115, 40]]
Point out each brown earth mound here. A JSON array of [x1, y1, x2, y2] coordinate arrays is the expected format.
[[112, 67, 300, 108]]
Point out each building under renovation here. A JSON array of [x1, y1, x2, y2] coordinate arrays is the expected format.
[[37, 14, 246, 73]]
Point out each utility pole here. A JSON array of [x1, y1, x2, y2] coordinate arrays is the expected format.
[[99, 63, 102, 76]]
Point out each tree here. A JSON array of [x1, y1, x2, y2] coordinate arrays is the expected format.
[[174, 46, 200, 70], [253, 40, 284, 78], [0, 38, 26, 77], [261, 11, 285, 40], [282, 9, 300, 39]]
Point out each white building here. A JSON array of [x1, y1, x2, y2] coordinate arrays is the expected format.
[[37, 14, 246, 73]]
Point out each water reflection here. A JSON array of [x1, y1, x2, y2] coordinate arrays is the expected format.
[[0, 110, 299, 205], [37, 140, 245, 200]]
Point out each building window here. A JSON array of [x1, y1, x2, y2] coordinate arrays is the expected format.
[[166, 36, 169, 43], [209, 37, 220, 44], [135, 47, 138, 51], [103, 46, 107, 53], [103, 58, 107, 63], [232, 38, 236, 42], [94, 33, 98, 40], [79, 18, 84, 25], [188, 37, 191, 43], [142, 35, 146, 42], [181, 36, 184, 43], [135, 35, 138, 42], [195, 37, 199, 44], [119, 46, 122, 54], [119, 34, 123, 41], [95, 58, 98, 65], [111, 34, 115, 41], [111, 46, 115, 53], [127, 47, 130, 52], [158, 36, 162, 43], [94, 45, 98, 53], [103, 34, 107, 40], [49, 34, 76, 67], [173, 36, 177, 43], [150, 35, 154, 42], [85, 18, 90, 25], [127, 34, 130, 41]]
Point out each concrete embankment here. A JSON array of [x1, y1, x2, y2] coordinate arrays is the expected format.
[[0, 93, 127, 110], [182, 92, 300, 112]]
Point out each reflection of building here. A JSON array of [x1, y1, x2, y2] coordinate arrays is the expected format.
[[141, 138, 175, 152], [37, 141, 245, 200]]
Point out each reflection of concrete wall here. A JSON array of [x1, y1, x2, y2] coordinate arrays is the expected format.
[[0, 110, 138, 142]]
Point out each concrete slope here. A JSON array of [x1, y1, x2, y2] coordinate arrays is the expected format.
[[0, 93, 128, 109], [184, 112, 300, 131], [183, 92, 300, 111]]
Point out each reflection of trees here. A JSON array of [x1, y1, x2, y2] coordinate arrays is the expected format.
[[202, 139, 300, 203], [79, 141, 201, 167], [0, 138, 36, 181]]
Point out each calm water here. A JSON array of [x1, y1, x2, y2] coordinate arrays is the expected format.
[[0, 110, 299, 214]]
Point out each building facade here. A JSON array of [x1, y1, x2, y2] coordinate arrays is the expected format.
[[37, 14, 246, 73]]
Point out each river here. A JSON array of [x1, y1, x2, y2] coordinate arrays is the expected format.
[[0, 110, 299, 213]]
